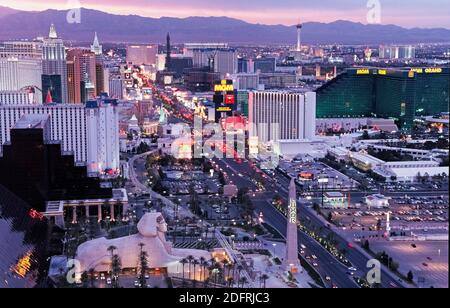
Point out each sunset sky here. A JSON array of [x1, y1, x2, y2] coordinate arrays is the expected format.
[[1, 0, 449, 28]]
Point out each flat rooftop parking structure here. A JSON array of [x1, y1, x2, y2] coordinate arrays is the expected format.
[[370, 240, 448, 288]]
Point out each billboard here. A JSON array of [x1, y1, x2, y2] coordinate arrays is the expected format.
[[214, 80, 236, 120]]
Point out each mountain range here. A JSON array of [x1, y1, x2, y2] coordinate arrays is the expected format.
[[0, 6, 449, 44]]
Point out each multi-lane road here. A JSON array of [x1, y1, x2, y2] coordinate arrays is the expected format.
[[212, 156, 414, 288]]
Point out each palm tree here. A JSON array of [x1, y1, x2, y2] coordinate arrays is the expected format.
[[192, 259, 200, 281], [138, 243, 149, 288], [239, 277, 248, 288], [186, 255, 195, 281], [236, 265, 243, 281], [199, 257, 206, 281], [180, 258, 188, 286], [228, 277, 234, 288], [81, 271, 89, 288], [88, 268, 96, 288], [260, 274, 269, 288], [111, 254, 122, 288], [107, 245, 117, 258]]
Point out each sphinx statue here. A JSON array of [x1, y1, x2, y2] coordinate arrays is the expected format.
[[76, 213, 211, 277]]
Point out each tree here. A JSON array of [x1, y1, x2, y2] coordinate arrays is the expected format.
[[237, 187, 249, 204], [260, 274, 269, 288], [327, 212, 333, 223], [187, 255, 195, 281], [180, 258, 188, 285], [363, 240, 370, 250], [189, 185, 201, 215], [81, 271, 89, 288], [138, 243, 149, 288], [239, 277, 248, 288], [361, 130, 370, 140], [199, 257, 207, 282], [111, 254, 122, 288], [407, 271, 414, 282], [313, 203, 321, 214], [88, 268, 96, 288], [218, 171, 226, 185], [193, 259, 200, 282], [107, 245, 117, 258]]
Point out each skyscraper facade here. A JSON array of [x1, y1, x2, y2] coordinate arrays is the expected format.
[[0, 41, 43, 59], [67, 48, 97, 103], [0, 99, 120, 174], [0, 57, 43, 104], [42, 24, 68, 104], [316, 67, 450, 130], [249, 91, 316, 143]]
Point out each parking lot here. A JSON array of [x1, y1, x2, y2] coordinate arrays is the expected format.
[[370, 241, 448, 288], [325, 195, 448, 234]]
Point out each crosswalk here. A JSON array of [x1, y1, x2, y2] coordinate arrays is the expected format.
[[172, 240, 219, 249]]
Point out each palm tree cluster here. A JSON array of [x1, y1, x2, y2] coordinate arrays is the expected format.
[[107, 245, 122, 288], [138, 243, 150, 288], [177, 256, 262, 289]]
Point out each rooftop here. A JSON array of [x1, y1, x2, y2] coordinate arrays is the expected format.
[[13, 114, 49, 129]]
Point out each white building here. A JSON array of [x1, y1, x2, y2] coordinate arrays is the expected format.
[[365, 194, 390, 208], [374, 160, 448, 183], [232, 73, 260, 90], [214, 49, 238, 78], [0, 90, 34, 105], [0, 57, 43, 104], [0, 41, 43, 59], [126, 44, 158, 65], [0, 104, 87, 163], [184, 43, 228, 57], [85, 100, 120, 174], [192, 48, 237, 77], [249, 91, 316, 144], [42, 24, 68, 104], [0, 100, 120, 174]]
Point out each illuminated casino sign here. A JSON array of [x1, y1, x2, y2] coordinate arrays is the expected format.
[[214, 80, 234, 92], [378, 69, 387, 75], [214, 79, 236, 121], [225, 94, 235, 105], [410, 68, 423, 73], [356, 69, 370, 75], [425, 67, 442, 74], [216, 106, 233, 112], [299, 172, 315, 180]]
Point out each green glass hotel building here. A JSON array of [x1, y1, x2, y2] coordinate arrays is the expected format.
[[316, 67, 449, 131]]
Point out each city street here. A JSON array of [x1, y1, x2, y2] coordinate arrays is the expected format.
[[213, 156, 412, 288]]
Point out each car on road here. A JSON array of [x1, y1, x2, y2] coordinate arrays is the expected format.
[[325, 276, 331, 281], [390, 282, 399, 288], [348, 267, 357, 272], [106, 278, 112, 285]]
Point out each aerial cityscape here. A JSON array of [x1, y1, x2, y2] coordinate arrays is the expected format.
[[0, 0, 448, 293]]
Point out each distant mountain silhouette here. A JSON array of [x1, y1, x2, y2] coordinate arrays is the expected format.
[[0, 7, 449, 44], [0, 5, 19, 18]]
